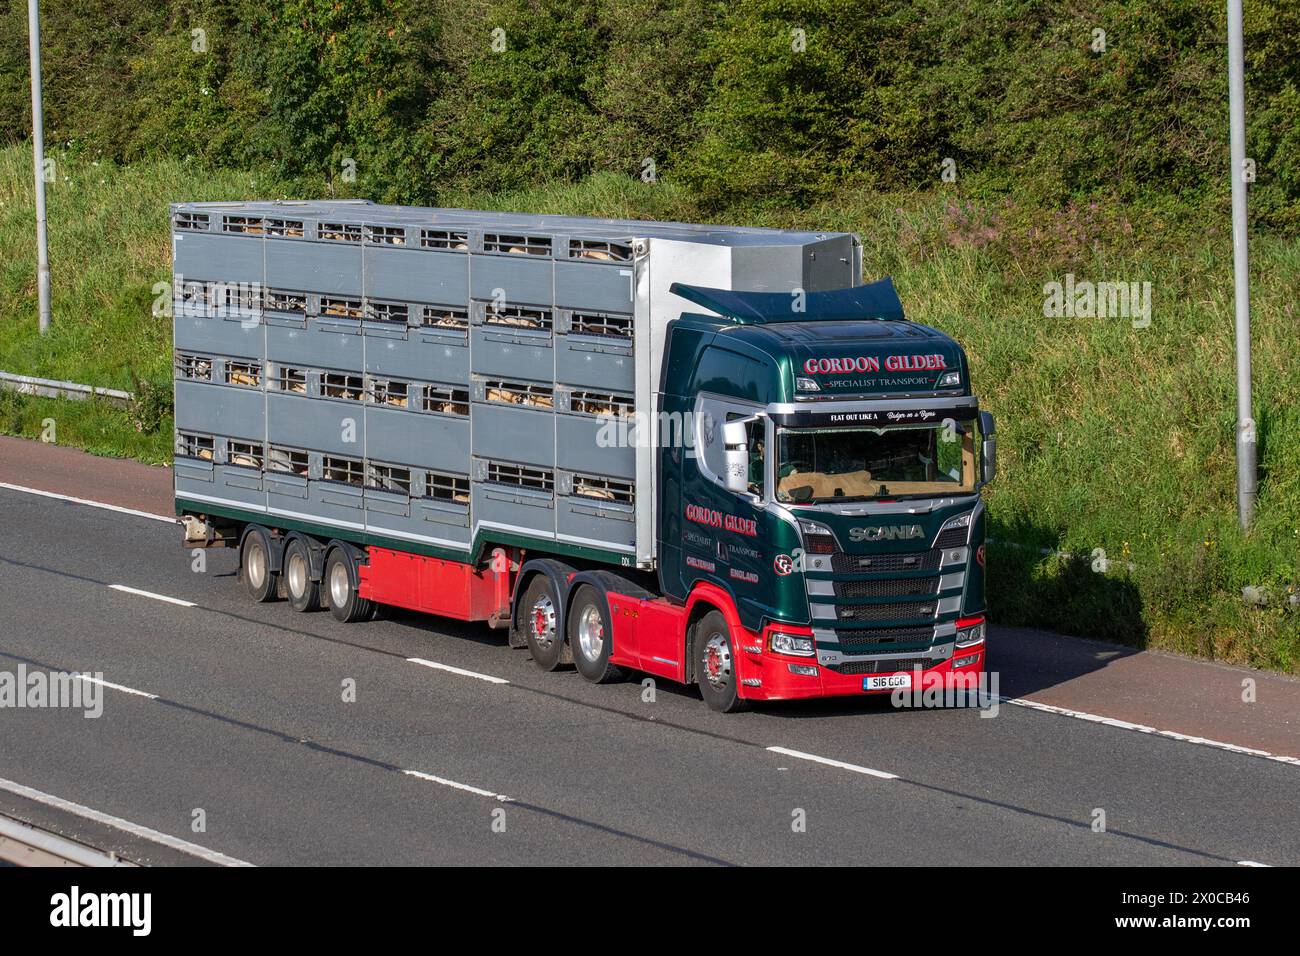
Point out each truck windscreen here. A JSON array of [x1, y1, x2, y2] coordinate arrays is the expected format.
[[776, 423, 976, 503]]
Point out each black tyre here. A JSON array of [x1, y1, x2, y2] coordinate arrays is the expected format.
[[694, 610, 748, 713], [324, 547, 373, 623], [519, 574, 565, 671], [568, 585, 624, 684], [240, 528, 277, 603], [283, 537, 320, 612]]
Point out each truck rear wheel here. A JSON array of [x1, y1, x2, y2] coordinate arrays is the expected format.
[[284, 538, 320, 612], [520, 574, 565, 671], [240, 528, 277, 603], [324, 548, 373, 624], [569, 585, 624, 684], [695, 610, 748, 713]]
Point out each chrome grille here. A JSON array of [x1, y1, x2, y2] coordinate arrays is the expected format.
[[834, 577, 939, 599], [835, 600, 936, 623], [834, 626, 933, 651], [831, 550, 941, 574]]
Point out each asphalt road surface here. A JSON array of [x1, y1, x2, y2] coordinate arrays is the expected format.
[[0, 440, 1297, 866]]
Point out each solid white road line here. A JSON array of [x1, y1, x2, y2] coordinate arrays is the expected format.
[[0, 481, 173, 523], [407, 657, 510, 685], [0, 775, 254, 866], [1237, 860, 1272, 867], [402, 769, 514, 802], [72, 674, 159, 701], [108, 584, 196, 608], [766, 746, 899, 780], [1001, 696, 1300, 769]]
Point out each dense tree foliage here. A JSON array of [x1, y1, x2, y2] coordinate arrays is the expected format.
[[1, 0, 1297, 224]]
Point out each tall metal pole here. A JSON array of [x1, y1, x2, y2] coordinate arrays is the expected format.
[[1227, 0, 1255, 527], [28, 0, 51, 335]]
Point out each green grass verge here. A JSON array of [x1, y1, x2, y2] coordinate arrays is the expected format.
[[1, 148, 1296, 669]]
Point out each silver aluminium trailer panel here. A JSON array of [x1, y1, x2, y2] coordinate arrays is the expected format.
[[171, 200, 861, 568]]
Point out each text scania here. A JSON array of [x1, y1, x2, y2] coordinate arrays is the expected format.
[[684, 504, 758, 537], [804, 354, 947, 375]]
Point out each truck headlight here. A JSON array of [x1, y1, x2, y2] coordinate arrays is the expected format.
[[938, 370, 961, 387], [941, 512, 972, 531], [770, 632, 816, 657], [954, 618, 985, 647], [798, 519, 838, 555]]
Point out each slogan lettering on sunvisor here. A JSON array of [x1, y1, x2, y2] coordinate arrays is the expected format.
[[770, 404, 977, 427]]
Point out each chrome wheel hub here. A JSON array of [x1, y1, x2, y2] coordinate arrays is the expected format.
[[576, 605, 604, 662], [530, 596, 556, 649], [246, 542, 266, 588], [702, 632, 732, 689], [287, 551, 307, 598], [329, 561, 350, 608]]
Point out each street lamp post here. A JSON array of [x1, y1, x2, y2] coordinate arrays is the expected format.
[[1227, 0, 1256, 528], [28, 0, 51, 335]]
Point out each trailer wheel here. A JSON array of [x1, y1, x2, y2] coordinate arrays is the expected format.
[[284, 538, 320, 612], [240, 528, 277, 603], [568, 585, 624, 684], [520, 574, 565, 671], [694, 610, 748, 713], [324, 548, 373, 624]]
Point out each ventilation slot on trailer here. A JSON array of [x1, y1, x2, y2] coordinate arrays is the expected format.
[[319, 296, 363, 320], [276, 367, 308, 394], [428, 471, 470, 503], [175, 353, 212, 381], [227, 439, 264, 470], [318, 222, 362, 242], [420, 229, 469, 250], [484, 304, 552, 332], [322, 455, 364, 486], [368, 378, 409, 408], [264, 219, 304, 238], [569, 311, 632, 339], [569, 390, 633, 419], [174, 212, 210, 231], [422, 385, 469, 416], [422, 305, 469, 330], [571, 474, 634, 505], [176, 433, 215, 461], [484, 380, 553, 409], [483, 233, 551, 257], [367, 463, 411, 495], [365, 224, 406, 245], [487, 462, 553, 493], [322, 372, 364, 401], [222, 215, 263, 235], [367, 301, 409, 324], [569, 238, 632, 263], [268, 446, 309, 477], [225, 360, 262, 388]]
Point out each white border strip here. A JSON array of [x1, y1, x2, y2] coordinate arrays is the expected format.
[[1002, 696, 1300, 768], [403, 769, 513, 802], [108, 584, 196, 608], [767, 746, 898, 780], [407, 657, 509, 685], [0, 482, 173, 523], [0, 776, 253, 866]]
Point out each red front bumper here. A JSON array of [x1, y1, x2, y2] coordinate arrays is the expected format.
[[736, 622, 986, 702]]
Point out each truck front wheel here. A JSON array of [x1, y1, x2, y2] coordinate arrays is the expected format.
[[520, 574, 565, 671], [695, 610, 748, 713], [568, 585, 624, 684]]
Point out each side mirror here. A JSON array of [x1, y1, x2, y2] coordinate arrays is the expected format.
[[978, 410, 996, 487], [721, 419, 751, 494]]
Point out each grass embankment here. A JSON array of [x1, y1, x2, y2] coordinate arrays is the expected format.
[[0, 147, 1296, 668]]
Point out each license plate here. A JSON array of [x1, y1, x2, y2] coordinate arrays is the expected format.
[[864, 673, 911, 692]]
